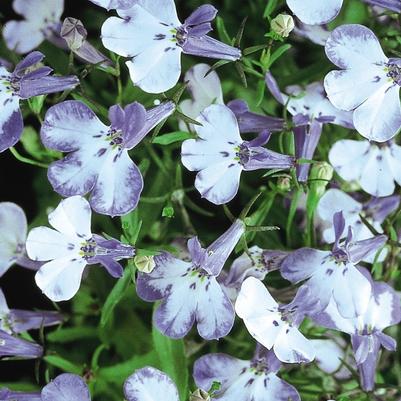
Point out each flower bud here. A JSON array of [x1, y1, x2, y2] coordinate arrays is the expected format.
[[271, 14, 295, 38], [134, 255, 156, 273], [277, 176, 291, 192], [190, 389, 211, 401]]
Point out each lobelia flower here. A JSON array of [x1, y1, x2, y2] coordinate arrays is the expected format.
[[329, 138, 401, 197], [178, 63, 224, 132], [316, 188, 399, 260], [124, 367, 180, 401], [26, 196, 135, 302], [193, 346, 301, 401], [60, 18, 113, 67], [0, 202, 43, 277], [101, 1, 241, 93], [136, 220, 245, 340], [265, 73, 353, 182], [0, 51, 79, 153], [0, 329, 43, 359], [324, 24, 401, 141], [235, 277, 316, 364], [286, 0, 343, 25], [41, 373, 91, 401], [219, 246, 288, 302], [181, 104, 295, 205], [41, 99, 175, 216], [0, 288, 63, 334], [313, 270, 401, 391], [3, 0, 65, 54], [281, 212, 387, 318]]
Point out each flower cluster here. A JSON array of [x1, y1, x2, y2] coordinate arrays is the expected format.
[[1, 0, 401, 400]]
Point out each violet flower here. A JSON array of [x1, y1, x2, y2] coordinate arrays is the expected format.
[[324, 24, 401, 141], [265, 73, 352, 182], [281, 212, 387, 318], [26, 196, 135, 302], [136, 220, 245, 340], [286, 0, 343, 25], [329, 138, 401, 197], [227, 99, 285, 134], [193, 347, 301, 401], [313, 270, 401, 391], [124, 367, 180, 401], [3, 0, 64, 54], [0, 288, 63, 334], [362, 0, 401, 12], [317, 188, 398, 262], [181, 104, 295, 205], [101, 1, 241, 93], [0, 202, 42, 276], [41, 100, 175, 216], [0, 329, 43, 359], [0, 51, 79, 153], [293, 22, 330, 46], [235, 277, 316, 363]]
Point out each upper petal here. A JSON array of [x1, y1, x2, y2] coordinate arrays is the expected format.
[[3, 21, 45, 54], [287, 0, 343, 25], [325, 24, 388, 69], [41, 100, 107, 152], [48, 196, 92, 240]]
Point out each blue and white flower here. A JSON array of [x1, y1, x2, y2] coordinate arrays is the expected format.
[[101, 1, 241, 93], [324, 24, 401, 141], [26, 196, 135, 301]]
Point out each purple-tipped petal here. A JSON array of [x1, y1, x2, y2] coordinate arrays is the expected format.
[[265, 72, 285, 104], [362, 0, 401, 11], [185, 5, 218, 26], [19, 75, 79, 99], [13, 51, 45, 77], [8, 309, 64, 333], [41, 373, 91, 401], [122, 102, 147, 145], [124, 367, 179, 401], [0, 388, 41, 400], [347, 234, 387, 264], [287, 0, 343, 25]]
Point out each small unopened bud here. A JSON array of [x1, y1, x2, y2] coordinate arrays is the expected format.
[[61, 18, 87, 51], [310, 161, 333, 183], [277, 176, 291, 192], [134, 255, 156, 273], [190, 389, 211, 401], [271, 14, 295, 38]]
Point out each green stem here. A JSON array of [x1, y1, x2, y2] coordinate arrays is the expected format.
[[10, 147, 48, 169]]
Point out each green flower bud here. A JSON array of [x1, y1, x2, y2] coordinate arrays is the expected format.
[[271, 14, 295, 38], [134, 255, 156, 273], [190, 389, 211, 401]]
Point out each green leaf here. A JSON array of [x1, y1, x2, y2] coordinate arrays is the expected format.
[[121, 209, 142, 244], [152, 316, 188, 401], [100, 266, 134, 328], [267, 44, 291, 68], [152, 131, 194, 145], [215, 16, 232, 44], [263, 0, 278, 19], [43, 355, 82, 375], [47, 327, 98, 343], [27, 95, 46, 115]]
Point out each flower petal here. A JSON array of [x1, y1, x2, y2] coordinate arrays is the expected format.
[[26, 227, 78, 261], [35, 257, 87, 301], [353, 84, 401, 142], [124, 367, 179, 401], [287, 0, 342, 25], [90, 150, 143, 216], [41, 373, 91, 401], [41, 100, 107, 152], [3, 21, 45, 54]]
